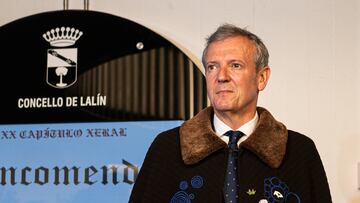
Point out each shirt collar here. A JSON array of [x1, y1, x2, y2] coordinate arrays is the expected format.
[[213, 111, 259, 143]]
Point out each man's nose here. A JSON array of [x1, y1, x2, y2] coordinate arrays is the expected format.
[[217, 66, 230, 83]]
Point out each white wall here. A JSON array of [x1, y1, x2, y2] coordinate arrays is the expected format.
[[1, 0, 359, 202]]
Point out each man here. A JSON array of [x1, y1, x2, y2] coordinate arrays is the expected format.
[[129, 24, 332, 203]]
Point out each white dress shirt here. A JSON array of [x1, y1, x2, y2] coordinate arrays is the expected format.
[[213, 111, 259, 145]]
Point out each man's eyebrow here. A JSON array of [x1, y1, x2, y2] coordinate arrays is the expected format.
[[228, 59, 241, 62], [228, 59, 245, 64], [205, 61, 219, 65]]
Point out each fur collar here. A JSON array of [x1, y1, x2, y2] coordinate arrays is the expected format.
[[179, 107, 288, 168]]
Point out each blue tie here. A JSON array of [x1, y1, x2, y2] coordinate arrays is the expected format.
[[224, 130, 244, 203]]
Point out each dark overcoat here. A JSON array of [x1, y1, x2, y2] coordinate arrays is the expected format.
[[129, 107, 332, 203]]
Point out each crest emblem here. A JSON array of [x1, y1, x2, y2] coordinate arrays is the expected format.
[[263, 177, 301, 203], [43, 27, 83, 89], [247, 189, 256, 196]]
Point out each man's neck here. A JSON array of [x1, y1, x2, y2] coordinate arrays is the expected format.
[[214, 108, 257, 130]]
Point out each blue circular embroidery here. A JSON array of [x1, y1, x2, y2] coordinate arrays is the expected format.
[[190, 176, 203, 189], [264, 177, 301, 203], [170, 176, 204, 203], [170, 191, 192, 203], [179, 181, 188, 190], [286, 192, 301, 203]]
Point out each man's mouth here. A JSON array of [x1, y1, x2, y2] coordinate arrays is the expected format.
[[216, 90, 233, 94]]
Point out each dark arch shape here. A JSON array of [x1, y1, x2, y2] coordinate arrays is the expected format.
[[0, 10, 208, 124]]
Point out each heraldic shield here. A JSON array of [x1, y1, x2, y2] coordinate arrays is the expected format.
[[46, 47, 78, 88], [43, 26, 82, 89]]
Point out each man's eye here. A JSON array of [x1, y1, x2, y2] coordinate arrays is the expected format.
[[231, 63, 241, 69], [207, 64, 217, 71]]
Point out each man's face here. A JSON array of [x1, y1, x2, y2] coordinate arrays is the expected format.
[[204, 36, 269, 116]]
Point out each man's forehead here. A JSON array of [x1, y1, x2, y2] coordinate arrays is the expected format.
[[205, 37, 256, 60]]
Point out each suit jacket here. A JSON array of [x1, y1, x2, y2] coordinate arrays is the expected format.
[[129, 107, 332, 203]]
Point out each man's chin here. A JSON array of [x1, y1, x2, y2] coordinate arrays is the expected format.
[[212, 105, 233, 113]]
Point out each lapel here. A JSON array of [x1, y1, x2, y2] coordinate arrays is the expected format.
[[179, 106, 288, 168]]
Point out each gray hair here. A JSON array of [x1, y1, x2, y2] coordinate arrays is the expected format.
[[202, 24, 269, 70]]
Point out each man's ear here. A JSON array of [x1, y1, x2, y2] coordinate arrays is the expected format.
[[257, 66, 271, 91]]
